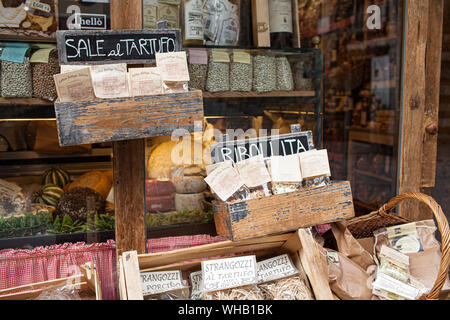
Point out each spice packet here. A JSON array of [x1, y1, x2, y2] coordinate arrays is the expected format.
[[53, 67, 95, 102], [298, 149, 331, 188], [204, 163, 246, 202], [90, 63, 129, 99], [267, 155, 302, 195], [140, 270, 190, 300], [155, 51, 190, 93], [235, 155, 272, 199], [128, 67, 163, 96]]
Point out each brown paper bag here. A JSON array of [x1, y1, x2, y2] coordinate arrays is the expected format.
[[27, 121, 91, 154], [373, 219, 450, 294], [331, 221, 375, 270], [324, 248, 375, 300]]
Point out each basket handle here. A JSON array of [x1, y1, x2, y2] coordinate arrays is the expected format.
[[377, 192, 450, 300]]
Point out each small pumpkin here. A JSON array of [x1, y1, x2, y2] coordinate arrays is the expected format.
[[34, 184, 64, 206], [42, 167, 70, 189]]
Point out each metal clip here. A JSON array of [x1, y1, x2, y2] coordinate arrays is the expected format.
[[257, 22, 268, 32]]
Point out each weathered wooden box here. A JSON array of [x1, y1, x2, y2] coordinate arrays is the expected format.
[[213, 181, 355, 241], [54, 90, 204, 146]]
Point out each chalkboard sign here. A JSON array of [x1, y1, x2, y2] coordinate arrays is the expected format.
[[210, 131, 314, 163], [56, 29, 182, 65]]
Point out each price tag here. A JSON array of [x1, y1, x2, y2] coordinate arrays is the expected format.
[[189, 271, 203, 300], [140, 270, 185, 296], [201, 255, 258, 292], [256, 254, 298, 283]]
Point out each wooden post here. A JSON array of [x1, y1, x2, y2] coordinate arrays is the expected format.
[[399, 0, 444, 220], [110, 0, 147, 255], [398, 0, 429, 220]]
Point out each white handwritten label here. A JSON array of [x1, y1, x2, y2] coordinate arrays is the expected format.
[[372, 272, 423, 300], [298, 149, 331, 179], [201, 255, 258, 292], [256, 254, 298, 283], [0, 179, 22, 197], [269, 154, 302, 182], [235, 154, 271, 188], [189, 271, 203, 300], [54, 67, 96, 102], [155, 51, 190, 82], [90, 63, 129, 98], [140, 270, 185, 296], [204, 165, 244, 201], [128, 67, 163, 96]]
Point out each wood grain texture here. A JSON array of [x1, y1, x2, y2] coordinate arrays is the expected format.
[[113, 139, 146, 256], [422, 0, 444, 188], [251, 0, 271, 47], [121, 251, 144, 300], [214, 181, 355, 241], [399, 0, 430, 220], [110, 0, 143, 30], [297, 228, 334, 300], [54, 90, 204, 146]]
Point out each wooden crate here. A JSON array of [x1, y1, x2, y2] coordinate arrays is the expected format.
[[118, 229, 334, 300], [54, 90, 204, 146], [213, 181, 355, 241], [0, 262, 102, 300]]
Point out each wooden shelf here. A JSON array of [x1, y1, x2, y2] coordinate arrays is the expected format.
[[202, 90, 316, 99], [354, 168, 392, 182], [0, 97, 53, 106], [349, 128, 394, 146], [0, 148, 112, 160]]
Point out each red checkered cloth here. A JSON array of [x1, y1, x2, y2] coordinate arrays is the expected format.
[[0, 234, 227, 300]]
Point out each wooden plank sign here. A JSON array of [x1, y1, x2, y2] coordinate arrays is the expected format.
[[210, 131, 314, 163], [54, 90, 204, 146], [56, 29, 182, 65]]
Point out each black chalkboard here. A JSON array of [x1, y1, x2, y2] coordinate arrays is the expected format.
[[210, 131, 314, 164], [56, 29, 182, 65]]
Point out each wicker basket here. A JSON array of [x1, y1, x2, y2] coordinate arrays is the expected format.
[[346, 192, 450, 300]]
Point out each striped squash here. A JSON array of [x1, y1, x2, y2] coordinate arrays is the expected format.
[[34, 184, 64, 206], [42, 167, 70, 188]]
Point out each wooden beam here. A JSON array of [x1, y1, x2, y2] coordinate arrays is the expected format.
[[113, 139, 146, 256], [110, 0, 147, 257], [121, 251, 144, 300], [421, 0, 444, 188], [110, 0, 143, 30], [398, 0, 430, 220]]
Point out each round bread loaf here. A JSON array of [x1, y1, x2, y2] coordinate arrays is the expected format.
[[175, 193, 204, 212], [173, 176, 207, 194]]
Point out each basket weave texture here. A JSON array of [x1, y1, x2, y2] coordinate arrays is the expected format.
[[346, 192, 450, 300]]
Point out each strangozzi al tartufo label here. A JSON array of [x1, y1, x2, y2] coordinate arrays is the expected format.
[[140, 270, 185, 296], [201, 255, 258, 292], [189, 271, 203, 300], [256, 254, 298, 283]]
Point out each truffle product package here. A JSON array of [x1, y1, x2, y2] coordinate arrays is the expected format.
[[256, 254, 313, 300], [53, 67, 96, 102], [267, 154, 302, 195], [204, 162, 248, 202], [140, 270, 190, 300], [298, 149, 331, 188], [155, 51, 190, 93], [235, 155, 272, 199], [373, 220, 450, 294], [201, 255, 263, 300], [128, 67, 163, 96], [90, 63, 130, 98]]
